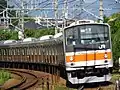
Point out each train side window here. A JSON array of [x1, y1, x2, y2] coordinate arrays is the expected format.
[[24, 47, 26, 55], [18, 48, 20, 55], [16, 47, 18, 55], [11, 48, 13, 55], [30, 47, 33, 55], [27, 47, 29, 55], [19, 48, 22, 55], [27, 47, 30, 55], [0, 49, 1, 55], [50, 45, 54, 63], [12, 48, 14, 55], [35, 46, 37, 55], [13, 48, 15, 55], [38, 46, 41, 55], [55, 45, 57, 64], [1, 49, 4, 56], [3, 49, 5, 55], [31, 47, 34, 55], [15, 48, 17, 55], [6, 48, 8, 56], [41, 45, 43, 62], [9, 48, 11, 55], [5, 49, 7, 56], [0, 49, 2, 55], [8, 48, 10, 55], [45, 45, 47, 63], [49, 45, 51, 63], [33, 46, 35, 55], [29, 47, 31, 55], [46, 45, 48, 62], [14, 48, 16, 55], [36, 46, 39, 55], [23, 47, 25, 55]]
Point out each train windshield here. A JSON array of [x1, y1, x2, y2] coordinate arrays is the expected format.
[[65, 24, 109, 45]]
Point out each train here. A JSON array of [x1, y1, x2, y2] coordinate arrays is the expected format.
[[0, 20, 113, 85]]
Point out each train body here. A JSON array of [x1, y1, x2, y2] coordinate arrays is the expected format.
[[0, 39, 64, 66], [64, 20, 113, 84], [0, 20, 113, 84]]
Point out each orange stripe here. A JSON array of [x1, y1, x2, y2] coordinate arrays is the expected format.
[[66, 52, 112, 62]]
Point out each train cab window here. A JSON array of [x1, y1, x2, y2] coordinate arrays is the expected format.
[[66, 27, 79, 45], [64, 24, 110, 48], [79, 25, 109, 45]]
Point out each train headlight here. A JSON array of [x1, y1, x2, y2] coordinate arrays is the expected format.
[[70, 56, 74, 61], [104, 53, 108, 59]]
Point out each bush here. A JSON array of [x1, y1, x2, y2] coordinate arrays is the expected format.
[[0, 70, 11, 85]]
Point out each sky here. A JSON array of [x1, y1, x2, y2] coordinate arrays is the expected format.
[[77, 0, 120, 17], [8, 0, 120, 20]]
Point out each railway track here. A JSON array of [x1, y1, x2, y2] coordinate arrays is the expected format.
[[84, 87, 101, 90], [77, 82, 115, 90], [77, 85, 84, 90], [2, 69, 49, 90], [77, 86, 102, 90]]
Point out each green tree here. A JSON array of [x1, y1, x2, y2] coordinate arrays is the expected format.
[[0, 0, 7, 15], [24, 28, 55, 38], [0, 30, 18, 40], [107, 12, 120, 67], [103, 15, 109, 23]]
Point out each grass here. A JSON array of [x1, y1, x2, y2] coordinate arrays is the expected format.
[[0, 70, 11, 85], [111, 73, 120, 83]]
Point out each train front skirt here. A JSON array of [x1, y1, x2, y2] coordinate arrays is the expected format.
[[67, 73, 111, 84]]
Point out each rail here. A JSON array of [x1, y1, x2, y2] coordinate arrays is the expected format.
[[3, 69, 38, 90], [5, 71, 26, 90], [78, 85, 84, 90]]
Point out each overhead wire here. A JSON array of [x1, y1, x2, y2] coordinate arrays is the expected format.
[[1, 0, 119, 24]]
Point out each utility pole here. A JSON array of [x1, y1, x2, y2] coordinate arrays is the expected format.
[[63, 0, 68, 28], [79, 0, 84, 19], [54, 0, 58, 34], [6, 0, 9, 29], [18, 0, 24, 40], [99, 0, 103, 23], [3, 10, 5, 30]]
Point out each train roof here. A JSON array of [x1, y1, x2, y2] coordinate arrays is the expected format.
[[0, 32, 64, 47], [53, 33, 62, 39], [3, 40, 17, 44], [23, 37, 37, 42], [39, 35, 53, 41], [0, 37, 63, 47], [65, 20, 109, 30]]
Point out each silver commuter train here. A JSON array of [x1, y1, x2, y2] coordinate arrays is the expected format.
[[63, 20, 113, 84], [0, 20, 113, 85]]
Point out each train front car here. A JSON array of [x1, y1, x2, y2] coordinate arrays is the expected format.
[[63, 22, 113, 84]]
